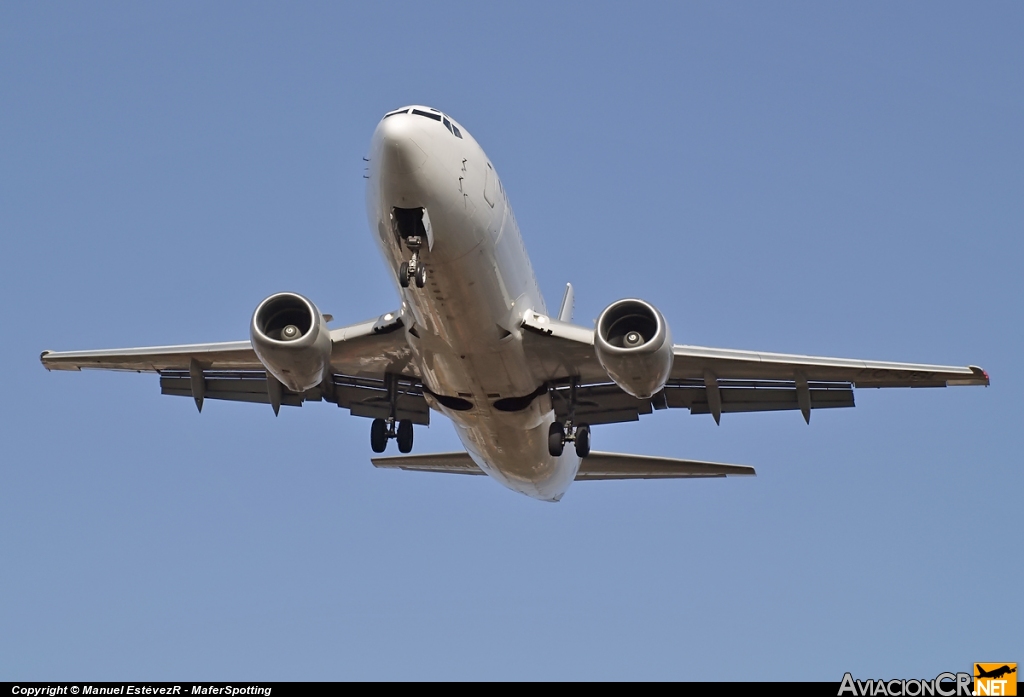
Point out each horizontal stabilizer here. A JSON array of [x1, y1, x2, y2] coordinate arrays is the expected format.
[[371, 451, 755, 480], [576, 451, 755, 479], [371, 452, 486, 475]]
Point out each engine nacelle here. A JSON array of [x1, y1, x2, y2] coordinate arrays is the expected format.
[[594, 299, 674, 399], [250, 292, 332, 393]]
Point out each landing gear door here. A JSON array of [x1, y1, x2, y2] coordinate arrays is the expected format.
[[421, 207, 434, 251]]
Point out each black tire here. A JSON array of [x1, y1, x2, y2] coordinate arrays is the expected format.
[[397, 419, 414, 453], [574, 423, 591, 458], [548, 421, 565, 457], [415, 264, 426, 288], [399, 262, 410, 288], [370, 418, 388, 453]]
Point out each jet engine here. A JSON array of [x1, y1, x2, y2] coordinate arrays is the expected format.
[[594, 299, 674, 399], [250, 292, 332, 393]]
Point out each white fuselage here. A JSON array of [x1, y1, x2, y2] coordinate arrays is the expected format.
[[365, 107, 580, 501]]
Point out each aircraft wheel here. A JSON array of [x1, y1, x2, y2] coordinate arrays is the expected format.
[[415, 264, 426, 288], [548, 421, 565, 457], [399, 262, 410, 288], [574, 423, 591, 458], [396, 419, 414, 453], [370, 418, 388, 453]]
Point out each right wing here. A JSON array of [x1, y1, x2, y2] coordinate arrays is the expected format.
[[41, 310, 429, 422], [372, 451, 755, 479], [521, 309, 988, 425]]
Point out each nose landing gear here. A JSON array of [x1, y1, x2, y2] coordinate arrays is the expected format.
[[398, 236, 426, 289], [393, 207, 430, 289]]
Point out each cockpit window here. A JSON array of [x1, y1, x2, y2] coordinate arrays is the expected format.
[[405, 108, 464, 139]]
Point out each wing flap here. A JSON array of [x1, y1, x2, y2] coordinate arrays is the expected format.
[[547, 379, 854, 425], [159, 370, 430, 423], [333, 374, 430, 424], [662, 379, 855, 414], [160, 371, 306, 408]]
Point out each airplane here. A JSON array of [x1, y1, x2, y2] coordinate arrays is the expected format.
[[976, 666, 1016, 680], [40, 105, 990, 502]]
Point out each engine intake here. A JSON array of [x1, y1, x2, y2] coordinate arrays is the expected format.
[[594, 299, 673, 399], [250, 292, 331, 393]]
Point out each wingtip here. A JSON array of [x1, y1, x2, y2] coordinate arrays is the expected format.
[[972, 365, 990, 386], [947, 366, 990, 387]]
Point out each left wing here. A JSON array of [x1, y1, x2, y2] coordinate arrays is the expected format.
[[521, 310, 988, 425], [41, 310, 429, 422]]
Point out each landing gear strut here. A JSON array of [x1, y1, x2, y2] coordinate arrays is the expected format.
[[398, 235, 427, 288], [370, 373, 415, 453], [547, 379, 591, 458]]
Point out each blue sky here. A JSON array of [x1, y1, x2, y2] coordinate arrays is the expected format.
[[1, 1, 1020, 680]]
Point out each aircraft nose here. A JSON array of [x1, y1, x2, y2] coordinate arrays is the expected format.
[[378, 114, 428, 177]]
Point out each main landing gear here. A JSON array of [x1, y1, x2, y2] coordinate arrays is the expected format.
[[548, 420, 591, 458], [370, 373, 414, 454], [547, 379, 591, 458], [370, 416, 414, 454], [398, 235, 427, 288]]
